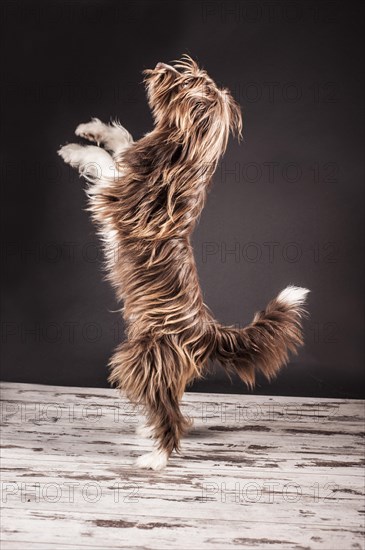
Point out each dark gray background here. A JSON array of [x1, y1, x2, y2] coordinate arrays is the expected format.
[[1, 0, 364, 397]]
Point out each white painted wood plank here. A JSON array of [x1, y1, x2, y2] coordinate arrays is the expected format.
[[1, 473, 363, 526], [2, 508, 365, 550], [2, 381, 363, 409], [1, 447, 364, 478]]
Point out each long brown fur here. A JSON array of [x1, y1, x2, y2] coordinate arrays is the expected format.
[[59, 56, 308, 467]]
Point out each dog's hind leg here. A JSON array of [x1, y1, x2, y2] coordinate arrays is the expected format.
[[135, 419, 154, 439], [75, 118, 133, 157], [109, 337, 191, 470], [135, 387, 189, 471]]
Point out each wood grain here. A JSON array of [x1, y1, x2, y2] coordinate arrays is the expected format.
[[1, 382, 364, 549]]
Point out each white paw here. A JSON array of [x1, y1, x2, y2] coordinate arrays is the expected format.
[[75, 118, 106, 144], [135, 450, 168, 471], [136, 423, 154, 438], [278, 285, 310, 307], [58, 143, 85, 167]]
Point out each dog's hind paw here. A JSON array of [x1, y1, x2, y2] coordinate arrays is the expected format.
[[135, 450, 168, 471]]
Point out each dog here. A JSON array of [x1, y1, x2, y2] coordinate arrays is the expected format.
[[58, 55, 309, 470]]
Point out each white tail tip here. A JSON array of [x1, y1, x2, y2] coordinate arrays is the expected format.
[[277, 285, 310, 307]]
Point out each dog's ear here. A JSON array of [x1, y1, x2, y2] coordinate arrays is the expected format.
[[223, 90, 242, 141]]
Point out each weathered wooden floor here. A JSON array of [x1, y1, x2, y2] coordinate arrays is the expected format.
[[0, 382, 364, 550]]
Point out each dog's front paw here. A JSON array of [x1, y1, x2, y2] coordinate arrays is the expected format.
[[75, 118, 105, 144], [58, 143, 84, 167], [135, 450, 168, 471]]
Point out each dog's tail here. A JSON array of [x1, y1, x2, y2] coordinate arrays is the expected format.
[[210, 286, 309, 387]]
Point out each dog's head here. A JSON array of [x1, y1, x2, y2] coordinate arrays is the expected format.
[[144, 55, 242, 160]]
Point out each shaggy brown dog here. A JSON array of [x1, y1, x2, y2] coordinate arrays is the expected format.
[[59, 56, 309, 470]]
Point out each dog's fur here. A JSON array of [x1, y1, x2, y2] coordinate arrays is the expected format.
[[59, 56, 309, 470]]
